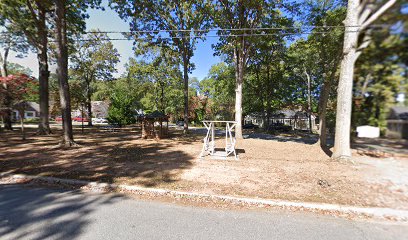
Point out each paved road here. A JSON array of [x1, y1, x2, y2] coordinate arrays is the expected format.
[[0, 185, 407, 240]]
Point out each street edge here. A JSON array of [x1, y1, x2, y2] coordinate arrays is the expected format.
[[1, 172, 407, 222]]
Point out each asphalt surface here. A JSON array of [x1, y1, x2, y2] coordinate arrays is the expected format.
[[0, 184, 407, 240]]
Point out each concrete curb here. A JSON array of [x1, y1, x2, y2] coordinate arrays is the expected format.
[[1, 172, 408, 222]]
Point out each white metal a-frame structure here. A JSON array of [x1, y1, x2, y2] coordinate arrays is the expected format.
[[199, 120, 237, 160]]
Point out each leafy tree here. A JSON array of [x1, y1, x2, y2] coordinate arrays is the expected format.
[[211, 0, 296, 139], [246, 27, 290, 131], [0, 74, 37, 139], [69, 78, 86, 114], [353, 25, 406, 133], [110, 0, 211, 133], [53, 0, 102, 146], [0, 22, 29, 130], [0, 0, 103, 135], [71, 30, 120, 125], [287, 3, 345, 147], [92, 79, 116, 101], [0, 0, 55, 134], [8, 62, 38, 103], [124, 43, 185, 120], [199, 63, 235, 120], [107, 84, 137, 127], [54, 0, 75, 146]]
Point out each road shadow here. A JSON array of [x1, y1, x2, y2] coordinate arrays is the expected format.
[[0, 184, 124, 240]]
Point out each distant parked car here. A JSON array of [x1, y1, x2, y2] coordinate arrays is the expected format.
[[177, 120, 184, 127], [243, 123, 259, 129], [72, 116, 89, 122], [92, 117, 108, 123]]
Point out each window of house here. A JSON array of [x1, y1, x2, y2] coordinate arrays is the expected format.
[[25, 111, 35, 118]]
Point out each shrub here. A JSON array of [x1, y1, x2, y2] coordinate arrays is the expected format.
[[107, 87, 137, 127]]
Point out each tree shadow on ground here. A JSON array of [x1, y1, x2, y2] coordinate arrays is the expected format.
[[0, 127, 196, 187], [243, 132, 323, 145], [188, 127, 335, 146], [0, 184, 124, 240]]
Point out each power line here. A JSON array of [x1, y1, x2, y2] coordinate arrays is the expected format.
[[0, 32, 350, 43], [0, 26, 392, 44], [0, 24, 391, 36], [84, 24, 390, 34]]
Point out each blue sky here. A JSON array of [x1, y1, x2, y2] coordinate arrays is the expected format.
[[86, 6, 221, 80], [8, 2, 221, 80]]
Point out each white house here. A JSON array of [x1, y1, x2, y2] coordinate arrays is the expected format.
[[12, 102, 40, 120]]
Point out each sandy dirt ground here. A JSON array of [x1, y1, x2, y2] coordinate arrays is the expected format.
[[1, 126, 407, 210]]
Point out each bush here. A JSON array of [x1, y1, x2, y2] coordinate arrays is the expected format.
[[24, 117, 40, 123], [107, 87, 137, 127]]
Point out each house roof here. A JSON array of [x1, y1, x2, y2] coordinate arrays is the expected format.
[[26, 102, 40, 112], [388, 106, 408, 120], [13, 101, 40, 112], [273, 110, 296, 118]]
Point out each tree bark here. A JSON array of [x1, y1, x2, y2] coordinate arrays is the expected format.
[[304, 67, 313, 133], [360, 72, 371, 97], [0, 46, 12, 130], [317, 68, 337, 149], [233, 1, 247, 140], [86, 79, 92, 126], [182, 50, 189, 134], [332, 0, 359, 160], [332, 0, 396, 160], [234, 47, 244, 139], [265, 64, 271, 131], [160, 83, 165, 113], [0, 47, 8, 77], [36, 4, 51, 135], [55, 0, 75, 146], [18, 106, 25, 140], [318, 79, 331, 148]]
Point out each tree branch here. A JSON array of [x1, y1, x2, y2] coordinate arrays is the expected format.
[[355, 30, 372, 60], [26, 0, 40, 26], [357, 29, 372, 51], [360, 0, 397, 31], [358, 4, 373, 25], [357, 0, 369, 14]]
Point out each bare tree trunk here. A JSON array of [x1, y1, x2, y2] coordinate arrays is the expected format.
[[234, 48, 244, 139], [160, 83, 165, 113], [37, 5, 51, 135], [317, 79, 332, 148], [86, 80, 92, 126], [360, 72, 371, 97], [0, 46, 12, 130], [265, 64, 272, 131], [332, 0, 397, 160], [87, 95, 92, 126], [332, 0, 359, 160], [18, 106, 25, 140], [0, 47, 8, 77], [317, 46, 342, 149], [55, 0, 75, 146], [304, 68, 313, 133], [182, 53, 189, 134]]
